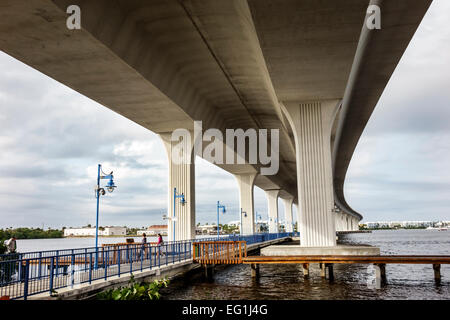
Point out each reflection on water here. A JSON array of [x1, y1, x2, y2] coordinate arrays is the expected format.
[[161, 230, 450, 300]]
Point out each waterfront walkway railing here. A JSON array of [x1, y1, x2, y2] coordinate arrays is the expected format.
[[193, 241, 247, 264], [0, 232, 297, 300]]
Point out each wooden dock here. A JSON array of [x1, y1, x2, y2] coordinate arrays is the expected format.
[[242, 255, 450, 283], [242, 255, 450, 264], [192, 241, 449, 284]]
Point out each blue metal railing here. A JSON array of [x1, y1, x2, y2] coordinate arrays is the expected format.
[[0, 232, 298, 300]]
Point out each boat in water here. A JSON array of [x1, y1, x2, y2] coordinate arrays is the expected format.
[[426, 226, 448, 231]]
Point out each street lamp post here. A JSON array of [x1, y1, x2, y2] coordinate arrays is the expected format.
[[216, 201, 226, 239], [240, 208, 247, 236], [255, 212, 262, 233], [94, 164, 117, 269], [172, 188, 186, 242]]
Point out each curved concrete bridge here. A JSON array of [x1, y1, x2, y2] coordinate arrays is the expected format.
[[0, 0, 432, 247]]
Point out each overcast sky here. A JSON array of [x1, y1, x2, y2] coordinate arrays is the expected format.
[[0, 1, 449, 229]]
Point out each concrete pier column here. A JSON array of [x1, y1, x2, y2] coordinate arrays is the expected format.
[[337, 214, 342, 231], [160, 132, 196, 241], [282, 196, 295, 232], [335, 214, 341, 232], [294, 202, 299, 232], [234, 173, 257, 235], [374, 263, 387, 288], [265, 189, 280, 233], [282, 101, 339, 246]]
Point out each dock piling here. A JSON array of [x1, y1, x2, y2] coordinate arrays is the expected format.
[[433, 264, 441, 284], [320, 263, 326, 278], [325, 263, 334, 281], [251, 263, 260, 278], [204, 264, 215, 281], [302, 263, 310, 279]]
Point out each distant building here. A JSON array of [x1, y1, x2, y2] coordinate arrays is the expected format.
[[196, 224, 221, 235], [194, 220, 272, 234], [255, 221, 269, 233], [137, 225, 168, 236], [364, 221, 437, 229], [64, 226, 126, 237], [227, 221, 241, 228]]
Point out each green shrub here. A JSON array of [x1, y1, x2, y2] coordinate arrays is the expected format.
[[97, 275, 169, 300]]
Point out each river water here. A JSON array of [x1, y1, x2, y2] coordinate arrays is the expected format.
[[161, 230, 450, 300]]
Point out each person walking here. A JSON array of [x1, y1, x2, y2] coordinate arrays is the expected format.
[[156, 233, 164, 257], [139, 233, 147, 259], [4, 237, 17, 254]]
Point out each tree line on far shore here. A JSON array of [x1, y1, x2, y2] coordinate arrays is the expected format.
[[0, 228, 64, 254]]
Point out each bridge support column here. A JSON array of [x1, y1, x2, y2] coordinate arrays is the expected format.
[[160, 133, 196, 241], [282, 100, 339, 246], [282, 196, 295, 232], [234, 173, 257, 235], [374, 263, 387, 288], [266, 190, 280, 233], [335, 213, 342, 232]]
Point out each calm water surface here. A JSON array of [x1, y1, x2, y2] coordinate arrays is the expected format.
[[160, 230, 450, 300]]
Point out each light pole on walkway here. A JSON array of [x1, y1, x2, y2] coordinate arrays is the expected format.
[[255, 212, 262, 233], [216, 201, 226, 239], [240, 208, 247, 236], [171, 187, 185, 242], [94, 164, 117, 269]]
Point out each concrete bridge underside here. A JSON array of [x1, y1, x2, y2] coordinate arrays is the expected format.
[[0, 0, 432, 245]]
